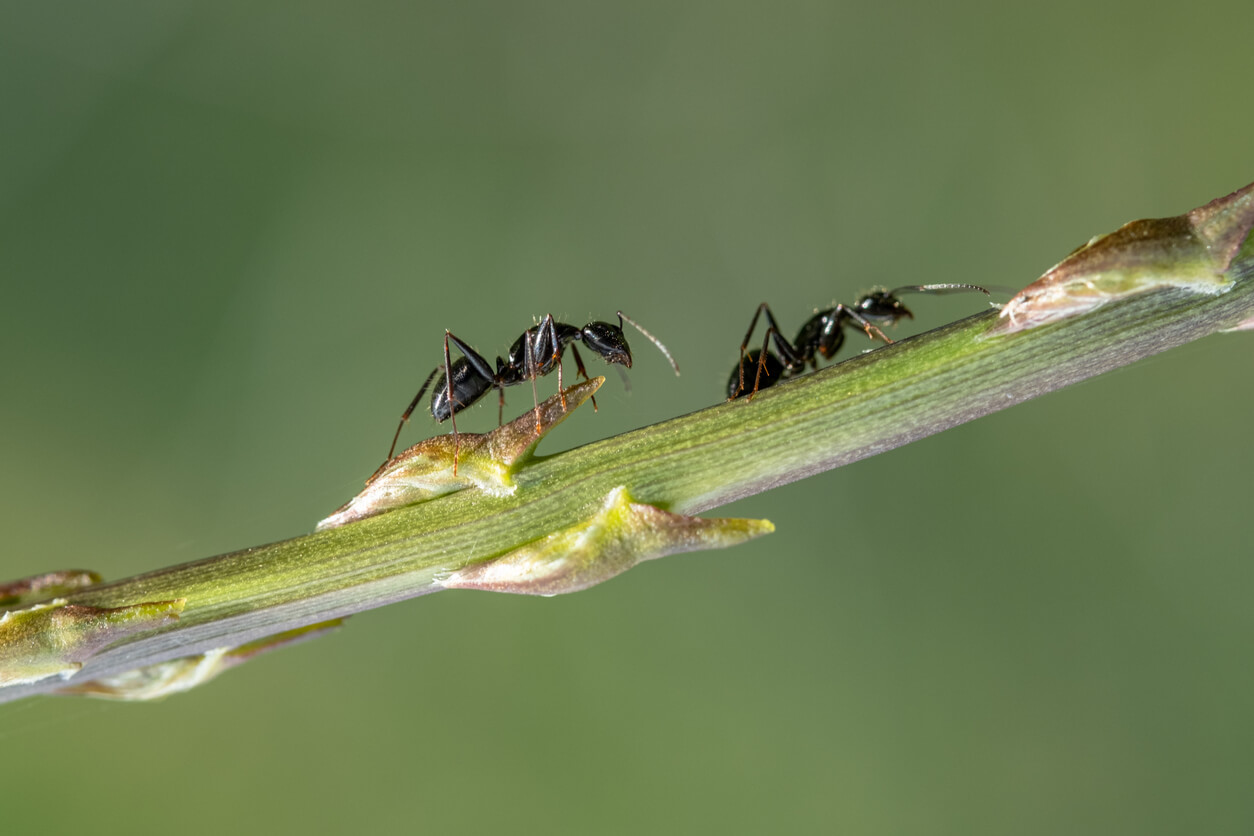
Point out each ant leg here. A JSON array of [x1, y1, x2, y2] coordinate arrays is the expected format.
[[389, 330, 494, 475], [731, 304, 790, 400], [569, 344, 599, 412], [440, 331, 495, 475], [766, 324, 805, 369], [388, 365, 440, 461], [835, 305, 892, 344], [444, 329, 500, 425], [443, 332, 497, 386], [731, 304, 768, 400], [556, 345, 564, 405], [748, 325, 781, 401], [525, 330, 543, 434], [537, 314, 569, 413], [443, 331, 461, 475]]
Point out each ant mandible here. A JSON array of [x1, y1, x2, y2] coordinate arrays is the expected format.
[[387, 311, 680, 468], [728, 284, 993, 400]]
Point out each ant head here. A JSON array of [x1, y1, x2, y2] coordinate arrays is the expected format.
[[855, 290, 914, 324], [581, 321, 633, 367]]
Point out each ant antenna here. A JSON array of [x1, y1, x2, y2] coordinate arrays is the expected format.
[[612, 363, 632, 394], [889, 284, 996, 307], [617, 311, 681, 375]]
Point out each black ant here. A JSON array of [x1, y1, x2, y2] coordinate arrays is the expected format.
[[728, 284, 993, 400], [388, 312, 680, 468]]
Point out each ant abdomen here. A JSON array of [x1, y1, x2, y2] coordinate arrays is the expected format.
[[726, 349, 784, 400]]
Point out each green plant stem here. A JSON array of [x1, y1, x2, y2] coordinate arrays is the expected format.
[[3, 234, 1252, 703]]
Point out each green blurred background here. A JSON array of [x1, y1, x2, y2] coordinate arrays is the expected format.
[[2, 2, 1251, 833]]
